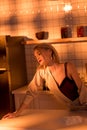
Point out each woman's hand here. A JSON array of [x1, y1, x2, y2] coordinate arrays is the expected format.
[[2, 111, 17, 120]]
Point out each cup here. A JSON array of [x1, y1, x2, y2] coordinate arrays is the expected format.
[[77, 26, 87, 37], [61, 27, 72, 38]]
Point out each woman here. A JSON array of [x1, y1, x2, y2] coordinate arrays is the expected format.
[[2, 43, 87, 119]]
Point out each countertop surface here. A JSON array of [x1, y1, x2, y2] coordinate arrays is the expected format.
[[12, 86, 27, 94], [0, 109, 87, 130]]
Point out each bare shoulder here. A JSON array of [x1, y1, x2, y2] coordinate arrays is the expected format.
[[66, 62, 82, 88], [67, 62, 75, 68], [67, 62, 77, 73]]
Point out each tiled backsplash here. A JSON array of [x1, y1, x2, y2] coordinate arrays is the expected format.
[[25, 42, 87, 83], [0, 0, 87, 84], [0, 0, 87, 39], [24, 44, 36, 83]]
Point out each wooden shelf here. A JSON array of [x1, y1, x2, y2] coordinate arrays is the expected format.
[[23, 37, 87, 45]]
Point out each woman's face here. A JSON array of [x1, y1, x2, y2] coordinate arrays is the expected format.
[[34, 48, 52, 66]]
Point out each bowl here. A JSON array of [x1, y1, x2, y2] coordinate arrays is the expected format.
[[35, 31, 49, 40]]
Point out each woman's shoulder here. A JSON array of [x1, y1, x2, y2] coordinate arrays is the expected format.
[[66, 62, 75, 68], [65, 62, 77, 74], [64, 62, 75, 67]]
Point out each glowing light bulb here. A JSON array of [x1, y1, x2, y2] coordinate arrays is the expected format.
[[64, 4, 72, 12]]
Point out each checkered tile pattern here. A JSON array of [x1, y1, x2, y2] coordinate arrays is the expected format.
[[0, 0, 87, 39]]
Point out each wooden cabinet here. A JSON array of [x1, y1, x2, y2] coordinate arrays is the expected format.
[[0, 36, 27, 115]]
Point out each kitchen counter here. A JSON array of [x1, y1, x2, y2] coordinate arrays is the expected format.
[[12, 86, 63, 110], [0, 109, 87, 130]]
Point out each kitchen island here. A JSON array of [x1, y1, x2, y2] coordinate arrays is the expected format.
[[0, 109, 87, 130]]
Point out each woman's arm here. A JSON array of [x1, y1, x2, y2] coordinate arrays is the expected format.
[[2, 96, 33, 119], [67, 62, 82, 92], [2, 70, 44, 119], [67, 62, 87, 106], [2, 86, 35, 119]]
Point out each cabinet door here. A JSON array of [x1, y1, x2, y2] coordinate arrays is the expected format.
[[6, 36, 27, 91], [0, 36, 27, 116]]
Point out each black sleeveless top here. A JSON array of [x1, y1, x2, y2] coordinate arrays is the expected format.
[[53, 63, 79, 101]]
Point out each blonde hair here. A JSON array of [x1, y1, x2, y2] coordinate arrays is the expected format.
[[33, 43, 60, 69]]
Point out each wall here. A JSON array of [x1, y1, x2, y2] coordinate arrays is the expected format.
[[0, 0, 87, 39], [0, 0, 87, 84]]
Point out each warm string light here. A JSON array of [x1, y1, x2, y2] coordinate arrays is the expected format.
[[44, 8, 47, 12], [1, 4, 87, 17], [84, 6, 87, 12], [63, 4, 72, 12], [77, 5, 80, 9], [0, 1, 87, 16], [57, 6, 59, 12]]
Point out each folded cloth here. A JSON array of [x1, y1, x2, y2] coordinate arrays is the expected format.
[[59, 115, 83, 126]]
